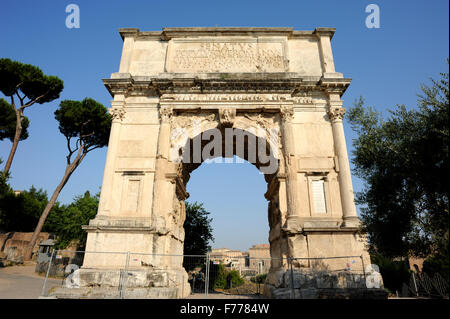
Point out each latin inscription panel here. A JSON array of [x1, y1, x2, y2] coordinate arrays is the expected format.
[[167, 38, 288, 73]]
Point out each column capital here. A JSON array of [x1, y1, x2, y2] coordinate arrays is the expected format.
[[109, 108, 126, 122], [327, 107, 346, 122], [159, 106, 173, 123], [280, 105, 294, 122]]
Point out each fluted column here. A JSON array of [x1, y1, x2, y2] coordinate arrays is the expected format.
[[97, 95, 126, 217], [280, 105, 303, 233], [327, 99, 359, 227]]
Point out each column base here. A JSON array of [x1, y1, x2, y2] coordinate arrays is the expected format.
[[48, 267, 191, 299], [342, 216, 361, 228], [48, 286, 182, 299], [264, 267, 387, 299], [282, 215, 303, 234]]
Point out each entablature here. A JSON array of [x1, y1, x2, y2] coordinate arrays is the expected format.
[[103, 73, 351, 99]]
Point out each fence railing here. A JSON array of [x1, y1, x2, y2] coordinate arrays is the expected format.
[[402, 272, 449, 298], [38, 250, 378, 299]]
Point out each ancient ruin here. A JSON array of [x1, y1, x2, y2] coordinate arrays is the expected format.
[[52, 27, 383, 298]]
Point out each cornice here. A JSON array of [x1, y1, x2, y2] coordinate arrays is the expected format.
[[103, 73, 350, 97], [118, 27, 336, 41], [319, 77, 352, 96]]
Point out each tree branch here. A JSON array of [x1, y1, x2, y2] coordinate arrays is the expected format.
[[66, 136, 76, 166], [10, 95, 17, 111], [21, 90, 50, 110], [80, 131, 95, 139], [86, 145, 102, 153], [15, 91, 25, 106]]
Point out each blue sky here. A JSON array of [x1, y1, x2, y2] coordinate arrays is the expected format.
[[0, 0, 448, 251]]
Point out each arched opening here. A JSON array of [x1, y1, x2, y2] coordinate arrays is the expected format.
[[174, 126, 283, 293], [186, 157, 268, 251], [175, 125, 284, 259], [179, 127, 279, 185]]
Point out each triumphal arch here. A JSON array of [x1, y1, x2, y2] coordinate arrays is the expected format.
[[70, 27, 375, 298]]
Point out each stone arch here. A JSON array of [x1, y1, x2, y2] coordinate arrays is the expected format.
[[165, 111, 288, 271], [169, 112, 281, 174], [68, 27, 380, 300]]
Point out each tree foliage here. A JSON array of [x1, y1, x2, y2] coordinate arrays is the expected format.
[[45, 191, 99, 249], [0, 58, 63, 174], [370, 252, 410, 293], [346, 64, 449, 270], [226, 269, 244, 288], [250, 273, 267, 284], [203, 263, 244, 290], [183, 201, 214, 256], [55, 98, 111, 154], [0, 177, 52, 232], [0, 99, 29, 142], [0, 58, 63, 103], [0, 175, 99, 250]]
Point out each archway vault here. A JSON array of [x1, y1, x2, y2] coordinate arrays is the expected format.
[[61, 27, 375, 299]]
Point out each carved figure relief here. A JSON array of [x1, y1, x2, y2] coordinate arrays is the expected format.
[[218, 108, 236, 127]]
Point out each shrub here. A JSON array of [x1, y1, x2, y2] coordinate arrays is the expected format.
[[250, 273, 267, 284], [226, 270, 244, 288]]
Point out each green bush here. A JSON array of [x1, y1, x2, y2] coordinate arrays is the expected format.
[[250, 273, 267, 284], [213, 264, 228, 289], [370, 252, 410, 293], [423, 251, 449, 278], [202, 263, 245, 290], [226, 270, 244, 288]]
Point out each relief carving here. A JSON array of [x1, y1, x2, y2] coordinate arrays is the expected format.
[[218, 108, 236, 127], [242, 112, 277, 131], [170, 112, 217, 131], [327, 107, 346, 121], [161, 93, 291, 102], [280, 105, 294, 122], [160, 106, 173, 122], [292, 96, 314, 104], [240, 113, 281, 156], [109, 108, 126, 121]]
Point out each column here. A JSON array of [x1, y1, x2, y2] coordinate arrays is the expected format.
[[157, 106, 173, 160], [97, 94, 126, 217], [327, 96, 359, 227], [152, 106, 175, 267], [280, 105, 302, 233], [152, 106, 173, 220]]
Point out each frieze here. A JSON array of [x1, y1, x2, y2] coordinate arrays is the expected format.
[[160, 93, 293, 102], [292, 96, 314, 104], [170, 112, 217, 131]]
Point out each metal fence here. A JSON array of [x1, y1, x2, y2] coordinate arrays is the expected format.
[[39, 250, 372, 299], [401, 272, 449, 298]]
